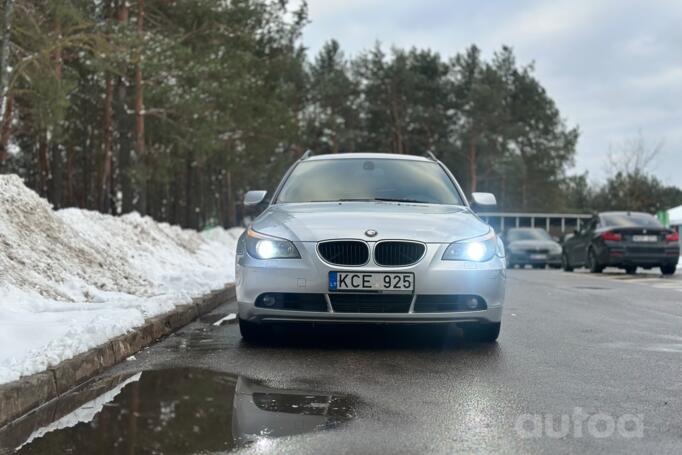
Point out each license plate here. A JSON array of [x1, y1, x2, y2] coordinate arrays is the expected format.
[[530, 254, 547, 260], [329, 272, 414, 292], [632, 235, 658, 242]]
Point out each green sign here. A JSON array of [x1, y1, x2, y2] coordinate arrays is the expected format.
[[657, 210, 670, 227]]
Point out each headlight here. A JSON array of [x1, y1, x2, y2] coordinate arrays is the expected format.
[[442, 232, 500, 262], [508, 244, 522, 253], [245, 228, 300, 259]]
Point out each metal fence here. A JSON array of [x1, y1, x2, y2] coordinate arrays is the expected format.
[[479, 212, 593, 237]]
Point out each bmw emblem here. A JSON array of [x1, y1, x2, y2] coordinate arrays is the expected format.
[[365, 229, 378, 237]]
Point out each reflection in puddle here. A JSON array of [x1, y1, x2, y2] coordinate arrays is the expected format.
[[233, 377, 355, 444], [2, 368, 356, 455]]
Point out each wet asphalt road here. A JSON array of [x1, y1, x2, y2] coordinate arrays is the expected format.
[[3, 268, 682, 454]]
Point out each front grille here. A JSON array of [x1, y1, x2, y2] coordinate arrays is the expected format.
[[413, 295, 487, 313], [255, 293, 327, 312], [517, 248, 549, 254], [318, 241, 369, 266], [329, 293, 412, 313], [374, 241, 425, 266]]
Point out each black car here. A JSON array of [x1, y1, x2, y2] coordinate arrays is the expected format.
[[562, 211, 679, 275], [504, 228, 562, 269]]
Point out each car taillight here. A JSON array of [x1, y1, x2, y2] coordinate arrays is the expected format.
[[601, 231, 622, 241], [666, 231, 680, 242]]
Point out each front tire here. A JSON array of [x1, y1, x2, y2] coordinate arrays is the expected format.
[[661, 264, 676, 276], [587, 249, 604, 273], [239, 318, 268, 343], [625, 266, 637, 275], [562, 253, 574, 272], [463, 322, 501, 343]]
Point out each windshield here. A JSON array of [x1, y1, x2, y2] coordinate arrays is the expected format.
[[507, 229, 552, 241], [601, 213, 662, 228], [276, 158, 464, 205]]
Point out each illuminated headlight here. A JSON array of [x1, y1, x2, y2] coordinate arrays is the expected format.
[[245, 228, 300, 259], [442, 232, 500, 262]]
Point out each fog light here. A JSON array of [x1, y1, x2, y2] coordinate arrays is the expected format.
[[465, 297, 480, 310], [262, 294, 278, 307]]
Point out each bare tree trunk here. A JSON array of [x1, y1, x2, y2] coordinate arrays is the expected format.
[[330, 107, 339, 153], [500, 167, 507, 210], [134, 0, 146, 213], [81, 128, 90, 208], [98, 0, 115, 213], [65, 144, 74, 205], [389, 98, 405, 154], [50, 144, 64, 208], [116, 2, 134, 213], [184, 150, 195, 229], [226, 170, 236, 227], [520, 150, 528, 210], [468, 133, 477, 194], [0, 0, 14, 130], [38, 135, 49, 196], [0, 95, 12, 169], [48, 17, 63, 208], [100, 75, 114, 212]]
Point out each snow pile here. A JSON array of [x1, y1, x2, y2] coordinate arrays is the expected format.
[[0, 175, 243, 384]]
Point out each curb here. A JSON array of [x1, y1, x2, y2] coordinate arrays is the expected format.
[[0, 284, 235, 429]]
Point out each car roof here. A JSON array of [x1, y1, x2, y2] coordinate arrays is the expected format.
[[305, 152, 432, 162]]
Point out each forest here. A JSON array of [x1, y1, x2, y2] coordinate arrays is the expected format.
[[0, 0, 679, 229]]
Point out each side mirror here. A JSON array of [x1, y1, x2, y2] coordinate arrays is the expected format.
[[470, 192, 497, 208], [244, 190, 267, 207], [573, 228, 579, 236]]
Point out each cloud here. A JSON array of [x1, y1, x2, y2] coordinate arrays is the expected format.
[[302, 0, 682, 187], [489, 0, 615, 45]]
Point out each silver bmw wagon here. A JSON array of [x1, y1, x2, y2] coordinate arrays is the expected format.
[[235, 153, 506, 342]]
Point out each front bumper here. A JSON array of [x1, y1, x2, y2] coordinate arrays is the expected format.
[[236, 241, 506, 325]]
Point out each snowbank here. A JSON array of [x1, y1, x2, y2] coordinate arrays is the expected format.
[[0, 175, 243, 384]]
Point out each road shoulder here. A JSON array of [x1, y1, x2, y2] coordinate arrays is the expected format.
[[0, 285, 235, 429]]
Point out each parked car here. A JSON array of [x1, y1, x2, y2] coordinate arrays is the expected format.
[[503, 228, 562, 269], [235, 152, 506, 343], [561, 211, 680, 275]]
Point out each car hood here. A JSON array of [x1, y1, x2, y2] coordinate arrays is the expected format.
[[251, 202, 490, 243], [508, 240, 561, 250]]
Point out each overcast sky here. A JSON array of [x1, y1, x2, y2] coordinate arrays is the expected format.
[[299, 0, 682, 187]]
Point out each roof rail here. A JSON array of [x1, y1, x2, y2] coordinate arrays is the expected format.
[[301, 149, 313, 160], [425, 151, 438, 161]]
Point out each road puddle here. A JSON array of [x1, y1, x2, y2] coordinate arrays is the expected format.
[[1, 368, 357, 455]]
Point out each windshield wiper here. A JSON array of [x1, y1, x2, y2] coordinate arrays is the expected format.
[[308, 198, 374, 203], [372, 197, 431, 204], [308, 198, 431, 204]]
